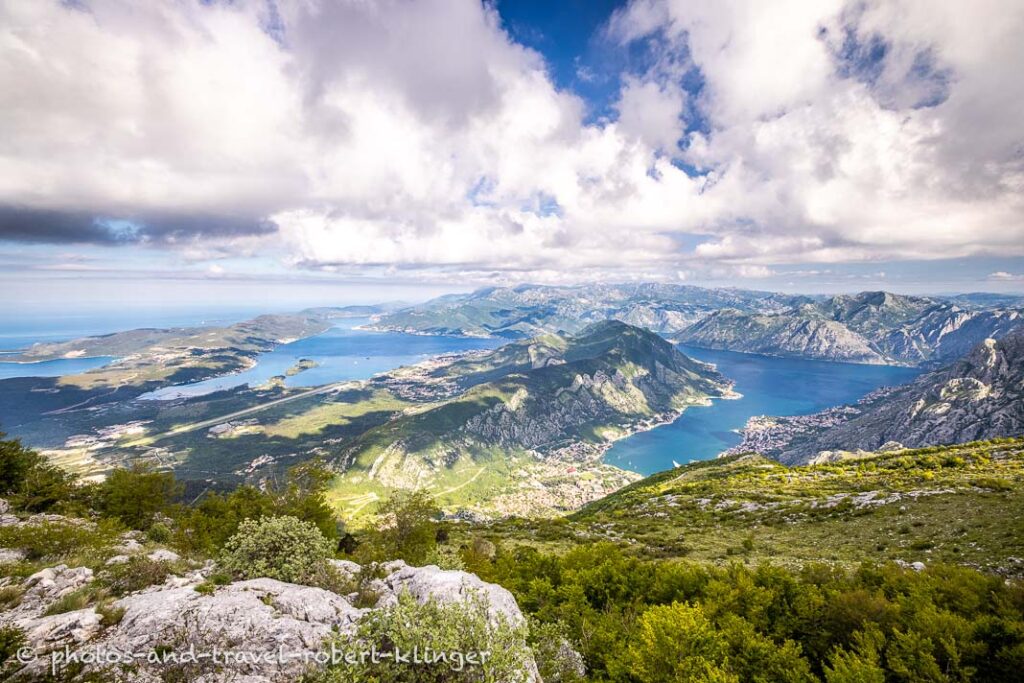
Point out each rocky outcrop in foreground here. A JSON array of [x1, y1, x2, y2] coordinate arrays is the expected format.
[[1, 554, 538, 682]]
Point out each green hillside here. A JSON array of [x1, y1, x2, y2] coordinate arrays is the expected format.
[[474, 438, 1024, 575]]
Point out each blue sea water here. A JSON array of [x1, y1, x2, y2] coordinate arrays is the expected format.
[[0, 355, 116, 380], [603, 345, 923, 475], [0, 308, 271, 352], [0, 307, 269, 380], [139, 319, 502, 400]]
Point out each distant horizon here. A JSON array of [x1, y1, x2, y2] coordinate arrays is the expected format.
[[2, 279, 1023, 324]]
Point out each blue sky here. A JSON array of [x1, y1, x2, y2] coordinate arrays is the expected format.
[[0, 0, 1022, 310]]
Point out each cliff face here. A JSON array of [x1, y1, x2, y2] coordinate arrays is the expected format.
[[678, 309, 888, 363], [730, 328, 1024, 464], [676, 291, 1022, 366]]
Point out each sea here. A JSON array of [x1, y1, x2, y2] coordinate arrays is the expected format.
[[602, 345, 922, 474], [0, 312, 922, 474]]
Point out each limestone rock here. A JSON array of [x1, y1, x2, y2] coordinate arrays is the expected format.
[[146, 549, 180, 563], [1, 561, 540, 683], [375, 564, 526, 628]]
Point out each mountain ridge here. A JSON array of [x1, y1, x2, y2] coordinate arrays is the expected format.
[[330, 321, 733, 519], [727, 328, 1024, 464]]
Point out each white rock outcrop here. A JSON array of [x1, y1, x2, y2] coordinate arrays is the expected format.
[[1, 559, 540, 683]]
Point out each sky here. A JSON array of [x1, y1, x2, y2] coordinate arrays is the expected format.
[[1, 0, 1023, 311]]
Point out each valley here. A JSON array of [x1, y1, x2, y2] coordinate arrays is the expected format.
[[1, 286, 1021, 524]]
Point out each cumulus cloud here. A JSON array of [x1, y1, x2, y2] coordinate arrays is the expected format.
[[0, 0, 1021, 283], [988, 271, 1024, 282], [608, 0, 1024, 266], [614, 76, 686, 151]]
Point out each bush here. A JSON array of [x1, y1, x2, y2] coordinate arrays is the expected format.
[[355, 491, 441, 566], [0, 624, 25, 666], [146, 521, 172, 544], [627, 602, 737, 682], [96, 602, 126, 627], [95, 464, 182, 530], [529, 620, 586, 683], [101, 556, 177, 596], [0, 433, 82, 513], [312, 591, 533, 682], [173, 461, 339, 555], [424, 545, 466, 571], [219, 515, 334, 584]]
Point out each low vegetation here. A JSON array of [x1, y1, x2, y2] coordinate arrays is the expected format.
[[219, 515, 335, 584], [310, 592, 534, 683], [1, 432, 1023, 681]]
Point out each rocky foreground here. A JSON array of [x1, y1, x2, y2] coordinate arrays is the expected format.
[[0, 507, 545, 682]]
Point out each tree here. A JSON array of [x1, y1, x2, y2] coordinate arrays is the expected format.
[[0, 433, 80, 512], [627, 602, 739, 683], [272, 458, 338, 542], [825, 628, 887, 683], [95, 463, 182, 529], [358, 490, 441, 565]]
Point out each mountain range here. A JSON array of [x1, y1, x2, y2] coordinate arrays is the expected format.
[[677, 291, 1023, 365], [368, 283, 810, 338], [728, 328, 1024, 464], [370, 285, 1023, 366]]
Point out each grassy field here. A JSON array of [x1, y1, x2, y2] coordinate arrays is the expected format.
[[468, 438, 1024, 575]]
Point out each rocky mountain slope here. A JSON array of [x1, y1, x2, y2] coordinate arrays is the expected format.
[[676, 290, 1022, 365], [676, 308, 889, 363], [0, 510, 538, 682], [368, 283, 808, 338], [331, 321, 734, 518], [728, 329, 1024, 464]]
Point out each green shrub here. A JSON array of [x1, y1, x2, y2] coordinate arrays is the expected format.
[[0, 624, 25, 666], [173, 460, 339, 555], [95, 465, 182, 530], [313, 591, 533, 682], [219, 515, 333, 584], [355, 490, 441, 566], [626, 602, 736, 682], [96, 602, 126, 626], [529, 620, 586, 683], [146, 521, 172, 544], [101, 556, 176, 596], [424, 545, 466, 571], [0, 433, 82, 513], [0, 519, 120, 561]]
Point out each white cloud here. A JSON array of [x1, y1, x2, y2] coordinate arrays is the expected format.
[[614, 77, 686, 151], [0, 0, 1022, 285], [988, 271, 1024, 282]]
